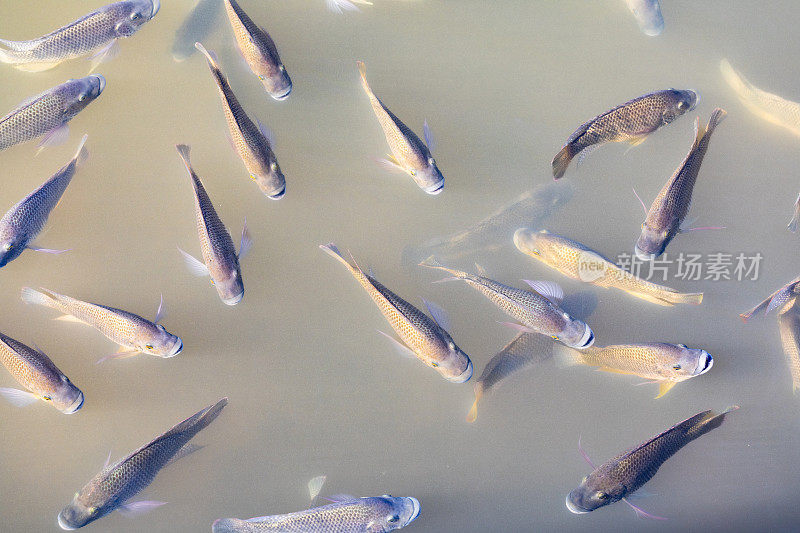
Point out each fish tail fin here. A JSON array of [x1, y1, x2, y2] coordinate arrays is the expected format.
[[418, 255, 461, 277], [319, 242, 356, 270], [20, 287, 59, 309], [789, 213, 799, 233], [692, 108, 727, 148], [212, 518, 248, 533], [175, 144, 195, 177], [466, 382, 484, 423], [687, 405, 738, 439], [73, 134, 89, 167], [166, 397, 228, 440], [194, 42, 219, 70], [356, 60, 373, 96], [551, 143, 575, 180]]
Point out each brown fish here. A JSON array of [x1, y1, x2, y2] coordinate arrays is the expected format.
[[552, 89, 698, 179], [635, 108, 726, 260]]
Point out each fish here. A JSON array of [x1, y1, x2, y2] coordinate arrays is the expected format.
[[176, 144, 251, 306], [326, 0, 374, 13], [635, 108, 727, 260], [172, 0, 223, 62], [555, 343, 713, 399], [223, 0, 292, 100], [406, 182, 573, 263], [739, 276, 800, 322], [212, 495, 420, 532], [419, 257, 594, 349], [467, 332, 554, 423], [0, 75, 104, 152], [777, 303, 800, 394], [0, 331, 83, 414], [566, 406, 737, 517], [514, 228, 703, 306], [320, 243, 472, 382], [0, 135, 88, 268], [624, 0, 664, 36], [195, 42, 286, 199], [551, 89, 698, 180], [788, 193, 800, 233], [57, 397, 227, 530], [20, 287, 183, 362], [0, 1, 159, 72], [356, 60, 444, 195], [720, 58, 800, 137]]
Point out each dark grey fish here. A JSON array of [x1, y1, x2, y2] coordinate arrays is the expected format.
[[57, 398, 228, 530], [740, 275, 800, 322], [566, 407, 737, 516], [0, 75, 104, 152], [635, 108, 726, 260], [172, 0, 223, 62], [552, 89, 698, 179]]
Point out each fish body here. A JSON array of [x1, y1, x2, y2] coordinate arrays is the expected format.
[[0, 75, 104, 151], [172, 0, 222, 62], [57, 398, 227, 530], [720, 58, 800, 137], [0, 135, 88, 268], [223, 0, 292, 99], [558, 343, 713, 398], [357, 61, 444, 195], [20, 287, 182, 359], [778, 304, 800, 393], [624, 0, 664, 36], [176, 144, 249, 306], [320, 243, 472, 382], [551, 89, 697, 179], [195, 42, 286, 199], [789, 193, 800, 233], [635, 108, 727, 260], [566, 407, 736, 514], [0, 1, 159, 71], [740, 276, 800, 321], [419, 258, 593, 349], [0, 332, 83, 413], [213, 495, 420, 532], [514, 229, 703, 306]]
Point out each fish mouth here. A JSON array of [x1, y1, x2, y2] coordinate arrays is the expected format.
[[695, 351, 713, 375], [634, 244, 656, 262], [424, 180, 445, 195], [57, 512, 78, 530], [270, 84, 292, 101], [92, 74, 106, 94], [512, 228, 535, 253], [168, 338, 184, 357], [405, 497, 421, 524], [223, 291, 244, 306], [572, 327, 594, 349], [688, 88, 701, 110], [150, 0, 161, 18], [565, 495, 590, 515], [63, 391, 84, 414], [268, 184, 286, 200], [447, 360, 473, 383]]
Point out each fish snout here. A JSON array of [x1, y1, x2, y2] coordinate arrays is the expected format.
[[565, 492, 590, 515], [222, 291, 244, 306], [634, 243, 657, 262], [150, 0, 161, 18], [268, 184, 286, 200], [168, 337, 184, 357], [270, 83, 292, 101], [576, 326, 595, 349], [405, 497, 421, 525], [424, 179, 445, 195], [57, 509, 80, 530], [447, 359, 473, 383], [63, 391, 84, 414], [92, 74, 106, 94], [688, 88, 701, 110], [695, 350, 713, 375]]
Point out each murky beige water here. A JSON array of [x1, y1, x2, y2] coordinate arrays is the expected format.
[[1, 1, 800, 531]]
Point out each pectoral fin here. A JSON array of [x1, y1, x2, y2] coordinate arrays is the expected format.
[[654, 381, 677, 399]]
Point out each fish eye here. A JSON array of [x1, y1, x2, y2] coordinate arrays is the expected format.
[[448, 341, 455, 350], [258, 75, 266, 81], [387, 515, 399, 523], [431, 362, 439, 367], [156, 324, 165, 332], [595, 491, 608, 500], [145, 344, 154, 350], [532, 249, 541, 256], [581, 476, 588, 484], [672, 364, 681, 370], [2, 243, 11, 251], [270, 162, 278, 171], [78, 94, 86, 102], [279, 65, 286, 72], [410, 169, 416, 176], [131, 12, 141, 21], [427, 156, 435, 166], [42, 395, 51, 401], [677, 101, 688, 111]]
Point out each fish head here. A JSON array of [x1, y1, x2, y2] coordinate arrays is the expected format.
[[49, 375, 85, 414], [634, 221, 673, 261], [433, 338, 472, 383], [260, 66, 293, 101], [513, 228, 571, 270], [58, 495, 102, 530], [115, 0, 159, 36], [255, 159, 287, 200], [566, 474, 625, 514], [215, 267, 245, 306], [365, 495, 421, 530], [63, 75, 105, 117], [141, 324, 183, 357], [661, 344, 713, 381], [558, 316, 595, 349], [0, 231, 28, 268], [411, 157, 445, 195], [663, 89, 699, 123]]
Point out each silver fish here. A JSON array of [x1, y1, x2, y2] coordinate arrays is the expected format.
[[624, 0, 664, 36], [0, 1, 159, 72], [176, 144, 252, 306], [0, 331, 84, 414], [789, 193, 800, 233], [326, 0, 374, 13], [0, 135, 88, 268], [20, 287, 183, 362], [0, 75, 104, 152], [57, 397, 227, 530], [740, 276, 800, 322], [172, 0, 223, 62], [213, 495, 420, 532]]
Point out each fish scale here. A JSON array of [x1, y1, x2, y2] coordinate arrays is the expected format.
[[778, 307, 800, 393], [0, 333, 63, 396]]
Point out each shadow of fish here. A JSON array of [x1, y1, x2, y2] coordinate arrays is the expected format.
[[624, 0, 664, 36], [172, 0, 223, 62]]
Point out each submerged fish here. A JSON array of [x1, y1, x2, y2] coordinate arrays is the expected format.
[[223, 0, 292, 100], [176, 144, 251, 306], [407, 182, 573, 263], [172, 0, 223, 62], [0, 75, 104, 152], [556, 343, 713, 398], [0, 1, 159, 72], [624, 0, 664, 36], [419, 257, 594, 349], [777, 303, 800, 394], [635, 108, 727, 260], [566, 407, 737, 516], [20, 287, 183, 362], [326, 0, 374, 13], [788, 193, 800, 233], [720, 58, 800, 137], [467, 332, 553, 423], [320, 243, 472, 382], [514, 229, 703, 306], [0, 135, 88, 268], [551, 89, 697, 180], [213, 495, 420, 532], [195, 42, 286, 199], [740, 276, 800, 322], [0, 331, 83, 414], [57, 397, 227, 530], [357, 60, 444, 195]]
